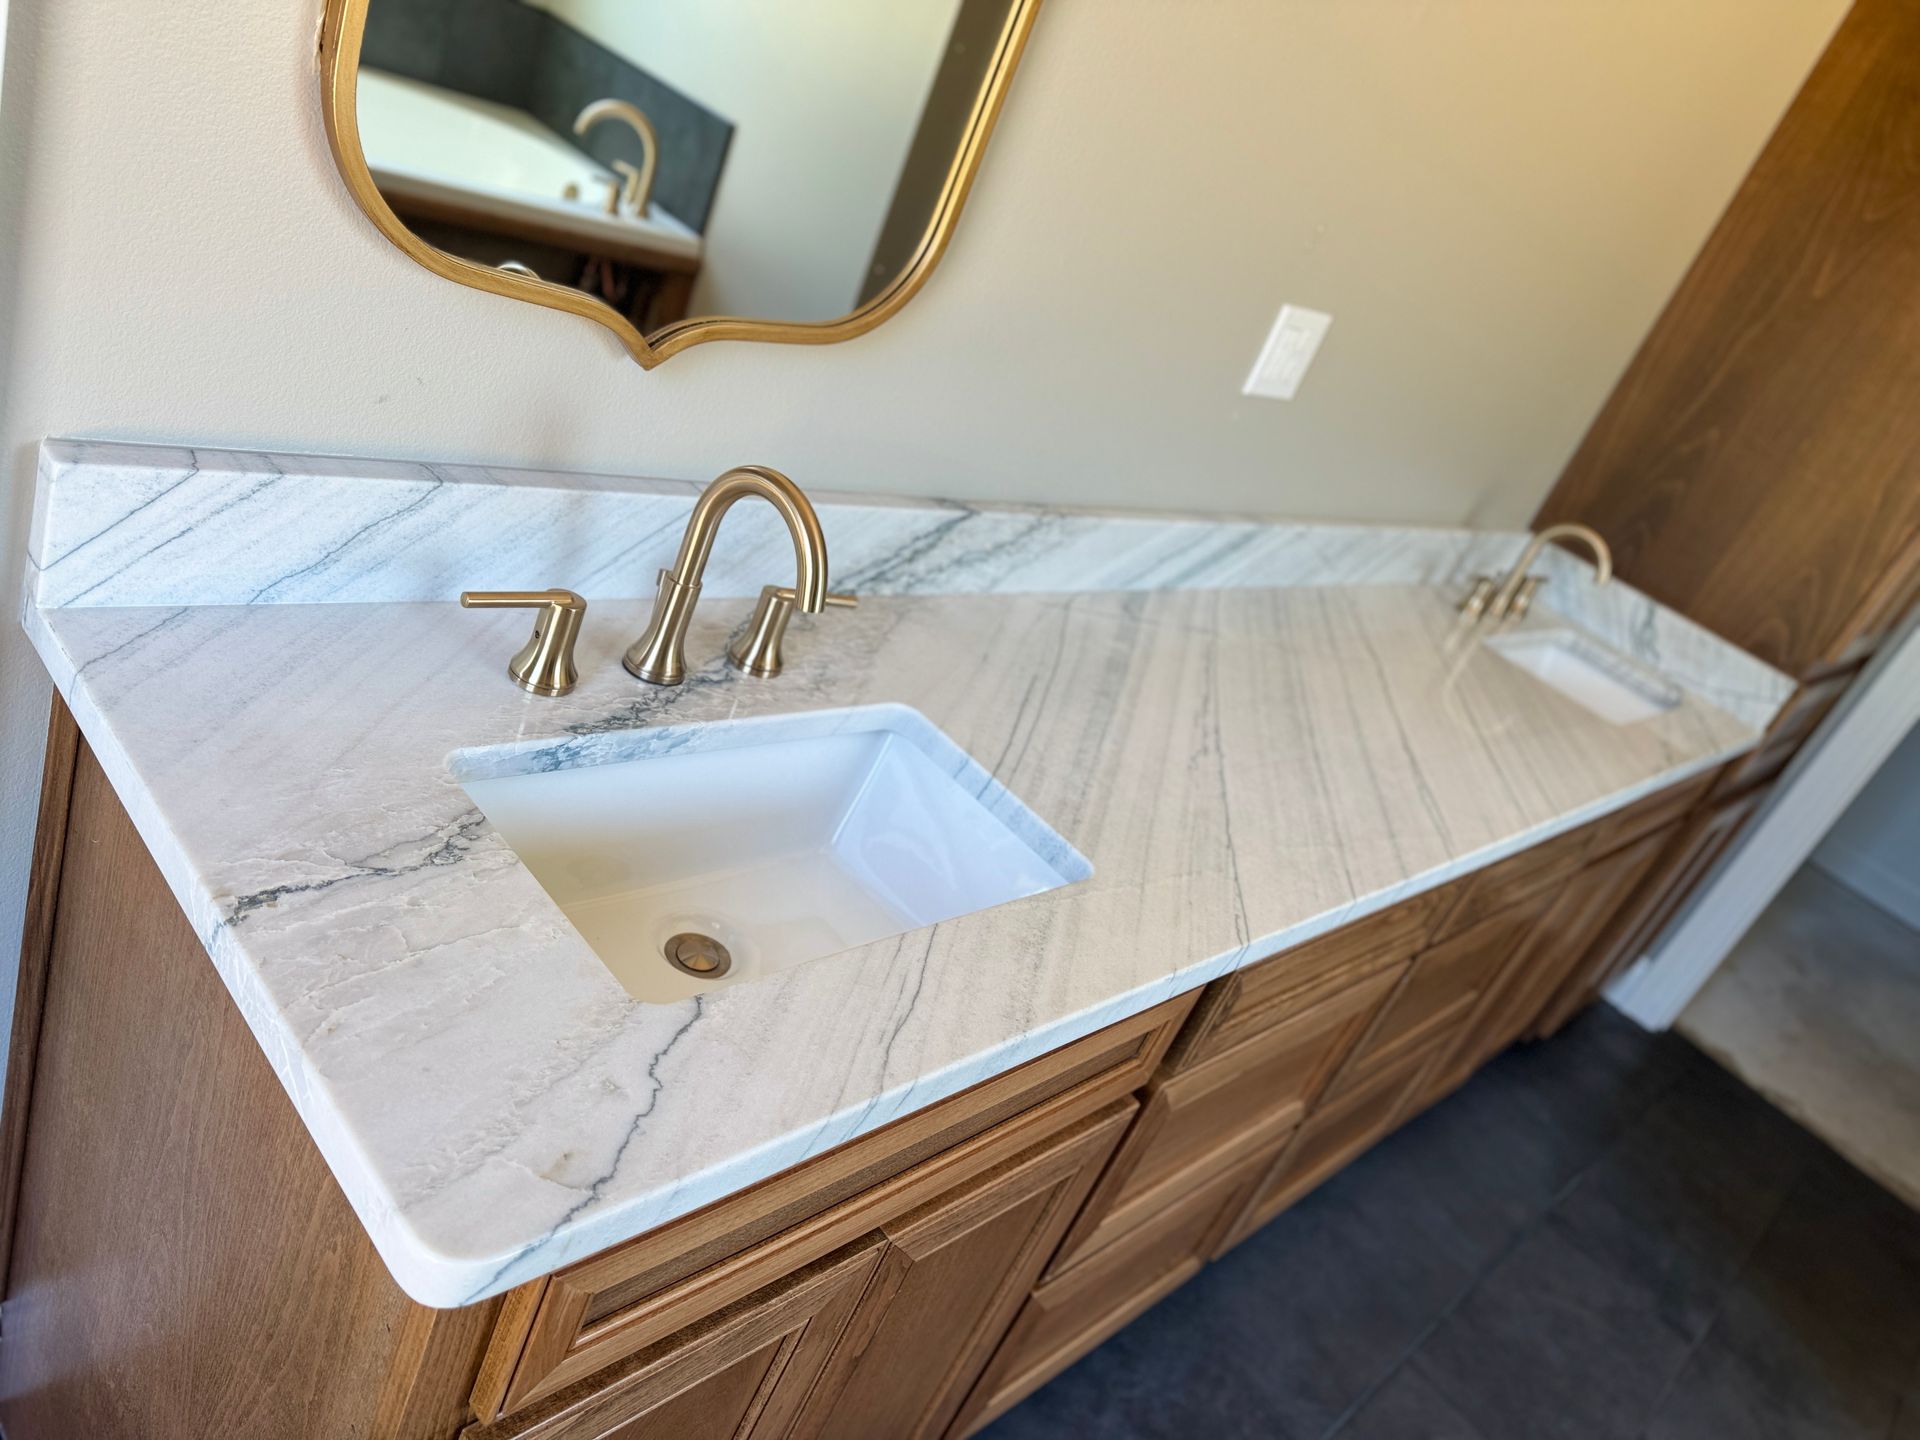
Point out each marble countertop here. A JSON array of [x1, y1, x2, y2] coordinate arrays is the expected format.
[[25, 580, 1762, 1307]]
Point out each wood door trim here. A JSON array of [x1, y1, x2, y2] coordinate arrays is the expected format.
[[0, 695, 83, 1313]]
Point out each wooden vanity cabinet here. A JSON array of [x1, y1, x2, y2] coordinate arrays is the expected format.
[[472, 1103, 1136, 1440], [0, 702, 1793, 1440], [0, 704, 1188, 1440]]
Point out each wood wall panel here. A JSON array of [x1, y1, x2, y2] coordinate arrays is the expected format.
[[1536, 0, 1920, 677]]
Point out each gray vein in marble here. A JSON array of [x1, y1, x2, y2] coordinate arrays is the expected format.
[[28, 441, 1792, 734]]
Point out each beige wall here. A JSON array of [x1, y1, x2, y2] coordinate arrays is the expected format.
[[532, 0, 964, 321], [0, 0, 1848, 1052]]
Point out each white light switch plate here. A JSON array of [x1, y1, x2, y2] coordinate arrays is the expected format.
[[1243, 304, 1333, 400]]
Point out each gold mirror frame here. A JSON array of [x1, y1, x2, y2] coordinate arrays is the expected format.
[[319, 0, 1042, 370]]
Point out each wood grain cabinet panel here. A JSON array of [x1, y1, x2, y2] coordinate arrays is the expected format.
[[952, 1145, 1278, 1437], [1217, 1036, 1445, 1254], [462, 1240, 885, 1440], [1324, 901, 1548, 1101], [1047, 965, 1402, 1276], [1430, 823, 1597, 944], [1708, 668, 1857, 802], [1533, 786, 1770, 1038], [484, 996, 1192, 1418], [1164, 886, 1455, 1074], [1436, 822, 1681, 1091], [798, 1101, 1134, 1440]]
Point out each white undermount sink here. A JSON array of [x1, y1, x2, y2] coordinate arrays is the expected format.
[[456, 705, 1090, 1003], [1484, 629, 1682, 726]]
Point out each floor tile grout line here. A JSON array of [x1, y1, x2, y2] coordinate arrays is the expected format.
[[1318, 1055, 1691, 1440], [1631, 1147, 1817, 1440]]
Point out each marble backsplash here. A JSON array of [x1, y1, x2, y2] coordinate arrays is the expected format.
[[24, 439, 1794, 729]]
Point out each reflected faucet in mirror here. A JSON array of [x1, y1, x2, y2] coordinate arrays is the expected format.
[[625, 466, 832, 687], [1461, 523, 1614, 623], [574, 99, 658, 218]]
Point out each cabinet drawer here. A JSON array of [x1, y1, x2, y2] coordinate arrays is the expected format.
[[1325, 900, 1546, 1100], [1048, 965, 1401, 1276], [955, 1145, 1275, 1436], [1432, 822, 1598, 941], [475, 994, 1194, 1420], [1218, 1033, 1445, 1254], [1709, 669, 1854, 801], [1586, 769, 1717, 856], [1166, 885, 1456, 1073], [463, 1238, 886, 1440]]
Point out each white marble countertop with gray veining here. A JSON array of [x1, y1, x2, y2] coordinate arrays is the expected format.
[[23, 583, 1762, 1307]]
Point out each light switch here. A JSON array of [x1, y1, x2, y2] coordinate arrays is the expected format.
[[1243, 304, 1332, 400]]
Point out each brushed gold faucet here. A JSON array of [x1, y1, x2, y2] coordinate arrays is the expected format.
[[461, 589, 587, 696], [625, 466, 837, 686], [1462, 523, 1614, 623], [574, 99, 658, 217]]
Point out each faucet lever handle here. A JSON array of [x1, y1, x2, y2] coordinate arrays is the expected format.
[[460, 589, 586, 697], [728, 584, 855, 679]]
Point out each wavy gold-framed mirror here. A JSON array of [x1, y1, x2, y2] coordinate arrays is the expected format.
[[319, 0, 1041, 369]]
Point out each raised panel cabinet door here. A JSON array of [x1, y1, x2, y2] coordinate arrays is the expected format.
[[482, 995, 1192, 1418], [795, 1101, 1135, 1440], [1047, 965, 1400, 1275], [463, 1239, 885, 1440], [1465, 822, 1680, 1067], [1533, 786, 1769, 1038], [1325, 900, 1547, 1098], [950, 1143, 1280, 1438], [1218, 1035, 1444, 1254]]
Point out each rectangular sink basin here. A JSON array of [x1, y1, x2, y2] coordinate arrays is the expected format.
[[455, 705, 1090, 1002], [1484, 629, 1682, 726]]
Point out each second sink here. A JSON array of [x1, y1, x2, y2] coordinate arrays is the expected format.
[[1484, 629, 1681, 726], [457, 705, 1091, 1002]]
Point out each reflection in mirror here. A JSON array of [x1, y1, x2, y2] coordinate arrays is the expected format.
[[346, 0, 1030, 354]]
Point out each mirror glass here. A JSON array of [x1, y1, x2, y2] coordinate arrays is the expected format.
[[352, 0, 1023, 338]]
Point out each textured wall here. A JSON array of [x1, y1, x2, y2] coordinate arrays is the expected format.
[[0, 0, 1848, 1069]]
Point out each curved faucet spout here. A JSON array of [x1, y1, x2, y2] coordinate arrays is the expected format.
[[672, 466, 828, 613], [1484, 522, 1612, 622], [574, 99, 659, 217], [624, 466, 831, 686]]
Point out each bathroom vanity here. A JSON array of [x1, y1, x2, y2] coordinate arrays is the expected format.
[[0, 443, 1796, 1439]]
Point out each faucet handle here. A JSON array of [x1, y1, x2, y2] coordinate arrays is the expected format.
[[1459, 575, 1498, 621], [461, 589, 586, 697], [1509, 575, 1544, 620], [728, 584, 856, 679]]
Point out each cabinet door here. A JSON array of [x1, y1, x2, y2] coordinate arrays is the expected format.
[[1048, 965, 1400, 1275], [467, 1239, 885, 1440], [1323, 900, 1547, 1099], [797, 1101, 1134, 1440], [1533, 785, 1768, 1037], [1217, 1034, 1444, 1253], [1463, 822, 1679, 1069], [952, 1143, 1278, 1437]]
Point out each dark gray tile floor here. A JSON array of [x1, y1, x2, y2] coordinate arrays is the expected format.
[[984, 1008, 1920, 1440]]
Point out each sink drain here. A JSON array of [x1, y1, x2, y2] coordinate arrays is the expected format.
[[664, 932, 733, 980]]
